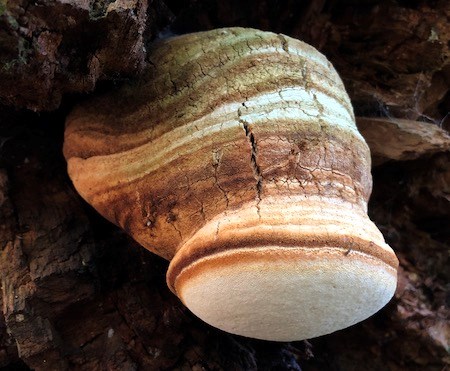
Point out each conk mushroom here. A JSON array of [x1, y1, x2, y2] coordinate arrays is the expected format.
[[63, 27, 399, 342]]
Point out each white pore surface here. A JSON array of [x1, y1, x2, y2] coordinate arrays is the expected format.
[[178, 248, 397, 341]]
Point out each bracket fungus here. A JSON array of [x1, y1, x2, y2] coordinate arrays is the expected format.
[[64, 28, 399, 341]]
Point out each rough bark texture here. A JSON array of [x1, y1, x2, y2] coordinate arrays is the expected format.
[[0, 0, 449, 370], [0, 0, 174, 111]]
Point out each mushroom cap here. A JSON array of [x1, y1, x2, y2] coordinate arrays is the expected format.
[[64, 27, 398, 341]]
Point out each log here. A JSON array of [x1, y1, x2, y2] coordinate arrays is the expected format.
[[0, 1, 449, 370]]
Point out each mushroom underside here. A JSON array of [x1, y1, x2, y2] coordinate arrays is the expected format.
[[176, 249, 396, 341], [168, 198, 397, 341]]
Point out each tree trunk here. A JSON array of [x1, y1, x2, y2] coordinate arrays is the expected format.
[[0, 1, 449, 370]]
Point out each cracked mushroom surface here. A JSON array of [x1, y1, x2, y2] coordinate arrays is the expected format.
[[64, 27, 398, 341]]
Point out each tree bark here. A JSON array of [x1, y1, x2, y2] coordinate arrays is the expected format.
[[0, 1, 449, 370]]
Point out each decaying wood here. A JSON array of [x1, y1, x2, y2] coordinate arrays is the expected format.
[[0, 0, 449, 370], [0, 0, 174, 111], [356, 117, 450, 165]]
